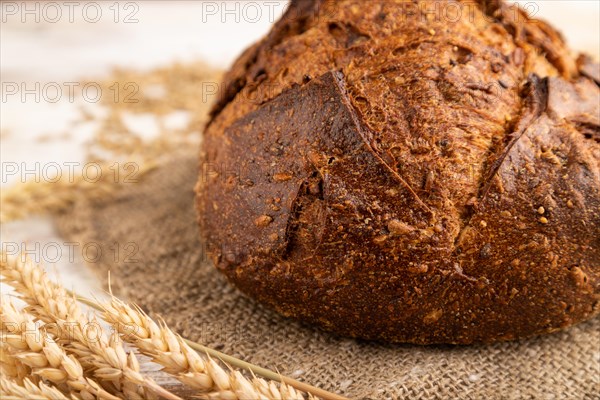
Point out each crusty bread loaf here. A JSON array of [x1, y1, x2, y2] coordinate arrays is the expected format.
[[195, 0, 599, 344]]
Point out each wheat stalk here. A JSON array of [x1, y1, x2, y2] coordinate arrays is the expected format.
[[93, 294, 345, 400], [0, 254, 180, 400], [0, 376, 73, 400], [1, 295, 122, 400], [0, 170, 109, 224], [0, 157, 156, 224], [2, 252, 347, 400], [101, 296, 310, 399], [100, 298, 212, 391], [0, 61, 222, 224]]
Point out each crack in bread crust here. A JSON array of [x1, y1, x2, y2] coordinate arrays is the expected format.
[[479, 74, 549, 205]]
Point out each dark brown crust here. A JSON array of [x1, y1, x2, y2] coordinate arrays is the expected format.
[[208, 0, 326, 121], [196, 0, 600, 344]]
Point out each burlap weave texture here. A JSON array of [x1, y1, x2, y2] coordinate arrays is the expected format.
[[55, 151, 600, 400]]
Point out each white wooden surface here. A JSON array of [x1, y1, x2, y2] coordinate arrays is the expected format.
[[1, 1, 284, 298], [1, 0, 599, 309]]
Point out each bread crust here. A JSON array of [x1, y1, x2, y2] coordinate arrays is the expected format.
[[196, 0, 599, 343]]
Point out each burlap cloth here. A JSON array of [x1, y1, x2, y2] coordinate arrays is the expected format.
[[55, 149, 600, 400]]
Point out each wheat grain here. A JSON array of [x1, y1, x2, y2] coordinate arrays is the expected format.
[[100, 297, 213, 392], [0, 377, 72, 400], [101, 296, 311, 399], [0, 254, 81, 326], [1, 296, 121, 400], [207, 363, 313, 400], [0, 254, 180, 400], [1, 253, 338, 400], [201, 360, 311, 400], [1, 343, 31, 386], [1, 298, 33, 385]]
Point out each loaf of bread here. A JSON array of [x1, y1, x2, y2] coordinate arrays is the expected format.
[[196, 0, 599, 344]]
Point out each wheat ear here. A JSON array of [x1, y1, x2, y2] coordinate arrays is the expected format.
[[0, 254, 180, 400], [0, 376, 72, 400], [200, 365, 311, 400], [1, 297, 36, 386], [101, 296, 310, 399], [1, 295, 122, 400]]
